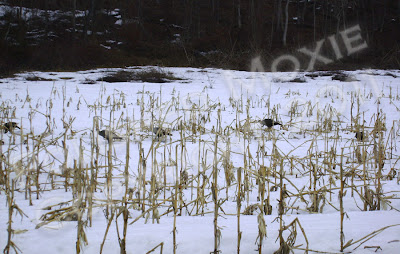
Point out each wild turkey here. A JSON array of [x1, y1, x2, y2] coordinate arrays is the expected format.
[[355, 131, 364, 141], [259, 119, 282, 128], [153, 127, 172, 138], [2, 122, 20, 133], [98, 130, 123, 142]]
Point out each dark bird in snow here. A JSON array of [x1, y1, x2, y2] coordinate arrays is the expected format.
[[153, 127, 172, 138], [259, 119, 282, 128], [98, 130, 123, 142], [2, 122, 20, 133], [355, 131, 364, 141]]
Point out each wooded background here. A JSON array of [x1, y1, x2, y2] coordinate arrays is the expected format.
[[0, 0, 399, 75]]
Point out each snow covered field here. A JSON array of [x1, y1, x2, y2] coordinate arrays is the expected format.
[[0, 67, 399, 254]]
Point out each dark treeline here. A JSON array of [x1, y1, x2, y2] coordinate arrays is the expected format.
[[0, 0, 399, 75]]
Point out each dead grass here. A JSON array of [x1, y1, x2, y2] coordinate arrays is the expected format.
[[81, 78, 97, 84], [135, 68, 183, 83], [98, 68, 183, 83], [1, 76, 399, 254], [25, 75, 56, 81]]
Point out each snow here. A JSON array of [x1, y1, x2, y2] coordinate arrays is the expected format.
[[0, 67, 399, 254], [0, 2, 87, 22], [100, 44, 111, 50], [115, 19, 122, 26]]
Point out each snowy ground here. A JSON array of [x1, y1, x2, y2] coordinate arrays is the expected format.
[[0, 67, 399, 254]]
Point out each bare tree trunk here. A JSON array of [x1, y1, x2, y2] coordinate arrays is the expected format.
[[380, 0, 386, 31], [250, 0, 256, 38], [212, 0, 220, 24], [398, 0, 400, 19], [72, 0, 76, 35], [301, 0, 307, 25], [313, 0, 316, 42], [137, 0, 143, 23], [184, 0, 193, 38], [90, 0, 95, 24], [283, 0, 289, 46], [276, 0, 282, 31], [237, 0, 241, 28], [196, 0, 201, 38]]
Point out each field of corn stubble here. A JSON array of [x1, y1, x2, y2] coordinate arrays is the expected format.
[[0, 67, 400, 254]]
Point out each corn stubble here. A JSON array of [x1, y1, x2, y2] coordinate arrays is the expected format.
[[0, 81, 399, 254]]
